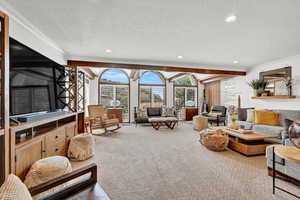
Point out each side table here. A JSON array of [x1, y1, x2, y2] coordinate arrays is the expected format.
[[272, 146, 300, 198]]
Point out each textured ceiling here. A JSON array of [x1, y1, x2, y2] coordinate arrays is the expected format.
[[4, 0, 300, 70]]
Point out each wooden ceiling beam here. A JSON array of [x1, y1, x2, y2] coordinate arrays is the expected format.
[[67, 60, 246, 76], [167, 72, 187, 81], [199, 75, 233, 83], [81, 68, 97, 79]]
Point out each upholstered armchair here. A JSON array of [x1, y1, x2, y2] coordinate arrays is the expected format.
[[201, 105, 227, 126], [88, 105, 120, 135]]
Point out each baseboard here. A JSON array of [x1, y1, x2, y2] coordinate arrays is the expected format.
[[267, 167, 300, 185]]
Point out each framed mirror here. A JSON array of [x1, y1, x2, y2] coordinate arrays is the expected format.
[[259, 66, 292, 96]]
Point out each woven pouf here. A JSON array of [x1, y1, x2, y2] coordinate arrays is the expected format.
[[68, 133, 95, 161], [193, 115, 208, 131], [24, 156, 72, 189], [0, 174, 32, 200], [199, 129, 229, 151]]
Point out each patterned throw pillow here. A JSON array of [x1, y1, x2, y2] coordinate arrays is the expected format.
[[137, 108, 147, 119], [161, 107, 176, 117]]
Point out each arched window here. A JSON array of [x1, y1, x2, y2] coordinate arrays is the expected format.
[[173, 75, 197, 109], [140, 71, 165, 85], [99, 69, 130, 122], [174, 75, 197, 86], [100, 69, 129, 84], [139, 71, 166, 108]]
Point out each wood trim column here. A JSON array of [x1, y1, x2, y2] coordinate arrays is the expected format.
[[0, 11, 10, 184], [204, 80, 220, 112]]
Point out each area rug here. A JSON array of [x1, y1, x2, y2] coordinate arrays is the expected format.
[[92, 123, 298, 200]]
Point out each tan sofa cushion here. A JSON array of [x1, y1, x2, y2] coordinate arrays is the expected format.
[[0, 174, 32, 200]]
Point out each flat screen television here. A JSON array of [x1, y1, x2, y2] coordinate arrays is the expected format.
[[9, 38, 66, 116]]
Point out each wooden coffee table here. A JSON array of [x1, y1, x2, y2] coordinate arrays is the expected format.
[[149, 117, 178, 130], [220, 127, 278, 156]]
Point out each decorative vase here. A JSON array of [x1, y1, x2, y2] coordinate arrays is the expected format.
[[254, 90, 258, 96], [256, 88, 264, 96], [229, 121, 239, 130]]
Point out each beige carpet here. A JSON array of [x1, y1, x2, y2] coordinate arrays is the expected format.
[[92, 123, 299, 200]]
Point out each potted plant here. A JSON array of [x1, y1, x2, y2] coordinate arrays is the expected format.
[[248, 79, 269, 96], [229, 116, 239, 130], [248, 79, 261, 96]]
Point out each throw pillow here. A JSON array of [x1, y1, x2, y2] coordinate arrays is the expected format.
[[137, 108, 147, 119], [0, 174, 32, 200], [238, 108, 254, 121], [208, 111, 222, 117], [246, 109, 255, 122], [147, 107, 161, 117], [161, 107, 176, 117], [254, 110, 280, 126]]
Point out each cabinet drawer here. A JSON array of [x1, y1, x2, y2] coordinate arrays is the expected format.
[[65, 122, 76, 138], [43, 127, 66, 157], [55, 131, 66, 142], [56, 136, 67, 156]]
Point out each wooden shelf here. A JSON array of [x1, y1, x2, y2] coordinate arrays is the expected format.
[[251, 96, 296, 99]]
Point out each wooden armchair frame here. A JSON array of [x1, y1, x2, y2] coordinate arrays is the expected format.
[[29, 163, 110, 200], [88, 105, 120, 135]]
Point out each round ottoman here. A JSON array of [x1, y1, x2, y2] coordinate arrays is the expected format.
[[193, 115, 208, 131], [199, 129, 229, 151], [68, 133, 95, 161], [24, 156, 72, 188]]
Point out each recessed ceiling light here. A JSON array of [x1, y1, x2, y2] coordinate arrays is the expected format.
[[177, 55, 183, 59], [105, 49, 112, 53], [225, 15, 237, 23], [233, 60, 239, 64]]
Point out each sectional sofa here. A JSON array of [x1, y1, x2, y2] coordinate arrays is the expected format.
[[237, 108, 300, 182], [134, 107, 178, 126], [237, 109, 300, 143]]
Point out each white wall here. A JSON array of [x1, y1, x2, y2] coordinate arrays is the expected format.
[[220, 76, 248, 108], [198, 83, 204, 113], [130, 80, 139, 122], [221, 54, 300, 110], [89, 79, 99, 105], [166, 81, 173, 107], [84, 78, 90, 116]]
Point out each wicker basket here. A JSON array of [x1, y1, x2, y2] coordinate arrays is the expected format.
[[199, 129, 229, 151]]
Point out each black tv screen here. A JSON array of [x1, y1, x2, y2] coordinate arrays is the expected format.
[[9, 38, 66, 116]]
